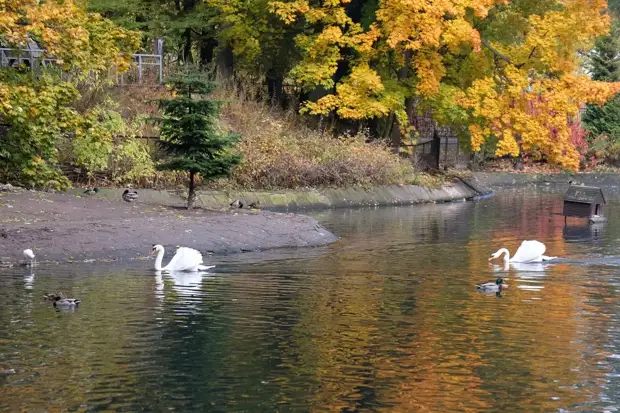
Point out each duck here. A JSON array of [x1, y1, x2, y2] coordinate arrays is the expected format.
[[83, 187, 98, 195], [476, 277, 507, 292], [23, 249, 35, 266], [230, 199, 243, 208], [44, 292, 64, 301], [53, 297, 81, 308], [248, 201, 260, 209], [122, 189, 138, 202]]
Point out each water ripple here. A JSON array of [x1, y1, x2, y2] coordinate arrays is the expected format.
[[2, 189, 620, 411]]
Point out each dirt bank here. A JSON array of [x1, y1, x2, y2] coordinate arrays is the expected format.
[[0, 189, 337, 265]]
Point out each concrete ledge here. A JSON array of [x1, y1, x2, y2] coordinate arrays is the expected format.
[[471, 172, 620, 188], [68, 179, 494, 212]]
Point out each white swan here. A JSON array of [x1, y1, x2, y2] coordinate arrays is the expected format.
[[151, 244, 215, 272], [23, 249, 35, 266], [489, 240, 556, 264]]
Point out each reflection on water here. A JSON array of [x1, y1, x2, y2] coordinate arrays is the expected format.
[[4, 187, 620, 411], [563, 223, 606, 244]]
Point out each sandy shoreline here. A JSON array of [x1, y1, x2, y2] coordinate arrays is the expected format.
[[0, 189, 337, 265]]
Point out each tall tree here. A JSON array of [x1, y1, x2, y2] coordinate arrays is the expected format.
[[155, 75, 241, 209], [583, 19, 620, 143], [271, 0, 620, 171]]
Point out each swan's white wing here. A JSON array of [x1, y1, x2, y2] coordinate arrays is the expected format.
[[163, 247, 203, 272], [511, 240, 546, 263]]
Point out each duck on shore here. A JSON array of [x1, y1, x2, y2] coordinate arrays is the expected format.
[[122, 189, 138, 203], [230, 199, 243, 208], [84, 187, 98, 195], [44, 292, 64, 301]]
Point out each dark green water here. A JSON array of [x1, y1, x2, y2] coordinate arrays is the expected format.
[[3, 187, 620, 412]]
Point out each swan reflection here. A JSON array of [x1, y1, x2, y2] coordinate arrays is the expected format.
[[154, 268, 215, 311], [24, 267, 34, 290]]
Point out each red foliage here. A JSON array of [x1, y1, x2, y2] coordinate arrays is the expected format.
[[569, 116, 589, 165], [525, 97, 589, 167]]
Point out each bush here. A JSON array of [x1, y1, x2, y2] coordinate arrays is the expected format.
[[57, 98, 156, 186], [215, 84, 418, 189], [588, 133, 620, 166], [47, 81, 432, 190]]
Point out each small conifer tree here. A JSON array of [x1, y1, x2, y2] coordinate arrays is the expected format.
[[155, 75, 241, 209]]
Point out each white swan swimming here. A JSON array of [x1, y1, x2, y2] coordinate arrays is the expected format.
[[151, 244, 215, 272], [489, 240, 556, 264]]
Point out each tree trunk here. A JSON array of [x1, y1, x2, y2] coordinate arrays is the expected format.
[[182, 29, 193, 64], [187, 171, 196, 210], [266, 69, 284, 108], [199, 34, 217, 67], [216, 43, 234, 82], [391, 50, 414, 153]]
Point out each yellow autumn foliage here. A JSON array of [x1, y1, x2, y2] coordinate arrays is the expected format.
[[0, 0, 140, 71], [270, 0, 620, 171]]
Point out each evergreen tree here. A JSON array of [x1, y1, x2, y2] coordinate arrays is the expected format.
[[588, 21, 620, 82], [583, 20, 620, 142], [155, 75, 241, 209]]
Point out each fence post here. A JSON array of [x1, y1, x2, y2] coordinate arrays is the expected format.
[[158, 56, 163, 84], [138, 54, 143, 84], [455, 138, 459, 167], [156, 38, 164, 84], [431, 129, 441, 170], [444, 134, 448, 168]]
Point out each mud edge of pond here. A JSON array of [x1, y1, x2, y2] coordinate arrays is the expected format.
[[470, 172, 620, 189], [0, 190, 339, 266], [66, 178, 493, 212]]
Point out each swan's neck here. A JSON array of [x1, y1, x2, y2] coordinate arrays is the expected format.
[[498, 248, 511, 262], [154, 249, 165, 271]]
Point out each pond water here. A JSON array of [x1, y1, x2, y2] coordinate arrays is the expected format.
[[4, 187, 620, 412]]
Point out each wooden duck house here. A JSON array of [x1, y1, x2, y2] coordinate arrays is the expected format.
[[563, 185, 607, 223]]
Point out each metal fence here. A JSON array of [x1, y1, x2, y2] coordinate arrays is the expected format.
[[397, 106, 472, 170], [405, 135, 470, 170], [0, 47, 164, 84]]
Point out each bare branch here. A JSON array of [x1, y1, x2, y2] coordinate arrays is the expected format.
[[481, 38, 513, 65], [482, 38, 527, 69]]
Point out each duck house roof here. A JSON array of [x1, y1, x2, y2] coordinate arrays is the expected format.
[[563, 185, 606, 204]]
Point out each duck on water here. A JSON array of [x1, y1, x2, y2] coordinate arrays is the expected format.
[[476, 278, 507, 292]]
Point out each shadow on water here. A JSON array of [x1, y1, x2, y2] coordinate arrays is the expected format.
[[4, 187, 620, 411]]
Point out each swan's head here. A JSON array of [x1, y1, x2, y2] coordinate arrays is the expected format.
[[151, 244, 164, 255], [489, 249, 502, 261]]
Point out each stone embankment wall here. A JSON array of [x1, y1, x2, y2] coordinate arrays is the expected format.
[[69, 177, 494, 212]]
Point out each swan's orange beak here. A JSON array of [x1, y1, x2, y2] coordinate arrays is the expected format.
[[151, 248, 156, 255]]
